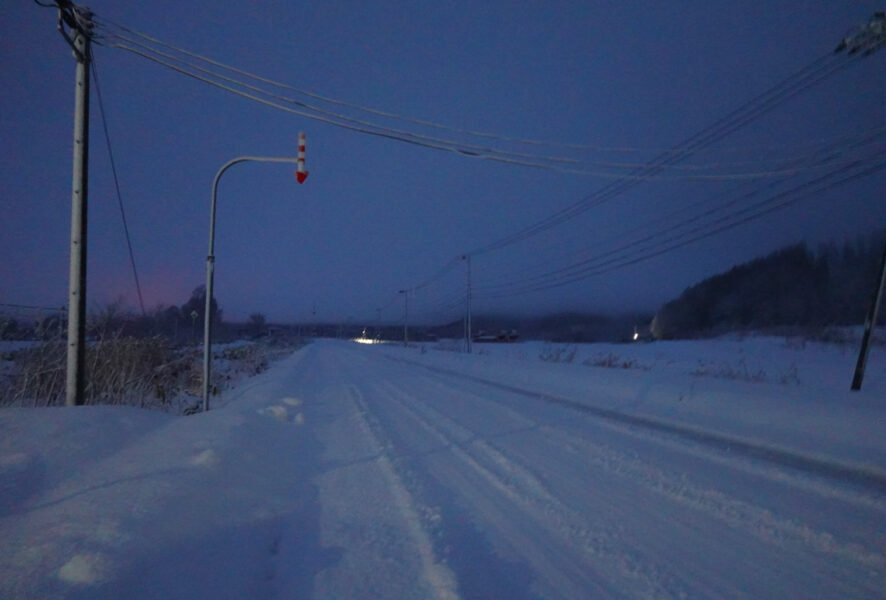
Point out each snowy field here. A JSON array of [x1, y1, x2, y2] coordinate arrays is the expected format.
[[1, 336, 884, 599]]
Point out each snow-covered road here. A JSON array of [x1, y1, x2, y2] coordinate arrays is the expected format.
[[2, 338, 884, 599], [305, 341, 884, 599]]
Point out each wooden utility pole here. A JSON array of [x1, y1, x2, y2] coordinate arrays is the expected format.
[[851, 239, 886, 390], [64, 5, 93, 406], [463, 255, 473, 354]]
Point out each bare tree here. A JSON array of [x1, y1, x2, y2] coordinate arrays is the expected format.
[[248, 313, 267, 338]]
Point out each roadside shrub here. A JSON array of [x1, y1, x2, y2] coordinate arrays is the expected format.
[[87, 336, 175, 407], [690, 356, 801, 386], [584, 353, 647, 370], [1, 336, 304, 412], [539, 344, 577, 363], [1, 341, 67, 407], [1, 336, 180, 409], [690, 358, 767, 384], [221, 344, 268, 375], [777, 363, 801, 385]]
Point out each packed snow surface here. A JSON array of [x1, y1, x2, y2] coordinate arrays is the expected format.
[[1, 336, 884, 599]]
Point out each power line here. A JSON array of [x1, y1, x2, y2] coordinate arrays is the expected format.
[[0, 302, 67, 313], [467, 52, 863, 257], [95, 16, 840, 156], [408, 52, 878, 304], [406, 13, 885, 312], [472, 151, 886, 298], [411, 133, 883, 318], [103, 39, 817, 181], [91, 53, 146, 316], [475, 159, 882, 297], [411, 257, 463, 292], [91, 25, 870, 182], [105, 40, 574, 172], [98, 14, 886, 160], [409, 128, 885, 313], [473, 129, 886, 291]]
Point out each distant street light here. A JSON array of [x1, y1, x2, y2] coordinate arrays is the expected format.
[[202, 155, 304, 412]]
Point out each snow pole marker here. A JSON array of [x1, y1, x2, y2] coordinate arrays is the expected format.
[[295, 132, 308, 183]]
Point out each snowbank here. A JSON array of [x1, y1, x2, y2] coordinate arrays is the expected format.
[[0, 350, 320, 599]]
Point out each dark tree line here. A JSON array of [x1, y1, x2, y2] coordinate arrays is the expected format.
[[84, 285, 224, 342], [161, 284, 222, 338], [651, 231, 885, 339], [1, 285, 223, 343]]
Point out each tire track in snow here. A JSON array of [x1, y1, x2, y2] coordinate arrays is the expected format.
[[344, 382, 461, 600], [415, 370, 886, 513], [403, 367, 886, 573], [373, 378, 687, 599], [541, 422, 886, 570], [383, 354, 886, 494]]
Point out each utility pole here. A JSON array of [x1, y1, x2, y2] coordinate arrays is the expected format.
[[851, 239, 886, 391], [399, 289, 409, 346], [835, 11, 886, 391], [463, 255, 473, 354], [61, 3, 93, 407]]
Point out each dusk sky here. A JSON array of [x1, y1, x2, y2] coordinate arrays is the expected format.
[[2, 1, 885, 325]]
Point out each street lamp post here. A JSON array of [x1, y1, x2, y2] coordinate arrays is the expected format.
[[202, 155, 302, 412], [398, 289, 409, 347]]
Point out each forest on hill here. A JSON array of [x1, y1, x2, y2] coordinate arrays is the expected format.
[[651, 231, 885, 340]]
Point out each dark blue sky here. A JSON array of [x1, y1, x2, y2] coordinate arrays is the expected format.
[[2, 1, 885, 325]]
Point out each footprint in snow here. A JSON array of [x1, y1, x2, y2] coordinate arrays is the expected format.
[[190, 448, 220, 468], [258, 405, 291, 422], [258, 403, 306, 425]]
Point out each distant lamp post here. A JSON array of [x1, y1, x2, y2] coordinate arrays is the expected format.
[[398, 289, 409, 346], [190, 309, 198, 344], [202, 154, 305, 412]]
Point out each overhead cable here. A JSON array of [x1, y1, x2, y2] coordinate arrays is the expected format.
[[92, 24, 871, 180], [94, 16, 824, 156], [92, 54, 147, 316], [472, 152, 886, 298], [466, 52, 862, 257], [474, 129, 886, 290]]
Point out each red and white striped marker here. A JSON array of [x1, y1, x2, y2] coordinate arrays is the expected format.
[[295, 132, 308, 183]]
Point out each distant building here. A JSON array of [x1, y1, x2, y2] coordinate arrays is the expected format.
[[473, 329, 520, 343]]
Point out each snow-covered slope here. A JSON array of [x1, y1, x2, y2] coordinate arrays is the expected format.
[[1, 337, 884, 599]]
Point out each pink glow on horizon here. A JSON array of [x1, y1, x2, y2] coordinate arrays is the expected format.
[[92, 266, 197, 313]]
